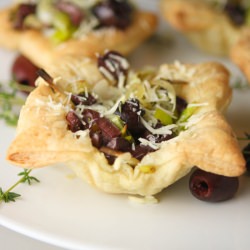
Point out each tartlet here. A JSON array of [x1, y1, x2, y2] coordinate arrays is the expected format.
[[6, 52, 245, 196], [160, 0, 250, 82], [0, 0, 157, 68]]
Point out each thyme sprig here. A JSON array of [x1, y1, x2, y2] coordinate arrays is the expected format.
[[231, 78, 249, 90], [238, 133, 250, 141], [0, 169, 40, 203], [0, 81, 34, 126]]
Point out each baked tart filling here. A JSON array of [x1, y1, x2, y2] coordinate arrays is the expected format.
[[65, 51, 193, 165], [11, 0, 134, 43]]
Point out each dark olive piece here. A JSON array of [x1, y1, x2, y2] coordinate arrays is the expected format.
[[55, 0, 84, 27], [96, 117, 121, 139], [98, 50, 129, 82], [189, 168, 239, 202], [117, 98, 145, 136], [224, 2, 246, 26], [104, 153, 116, 165], [12, 55, 39, 87], [71, 93, 97, 106], [66, 111, 84, 132], [242, 143, 250, 172], [130, 145, 155, 160], [82, 109, 100, 127], [106, 137, 131, 152], [12, 3, 36, 30], [89, 130, 103, 148], [92, 0, 133, 29], [176, 96, 187, 115]]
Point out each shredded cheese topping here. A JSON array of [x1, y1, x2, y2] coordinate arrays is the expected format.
[[40, 57, 207, 171]]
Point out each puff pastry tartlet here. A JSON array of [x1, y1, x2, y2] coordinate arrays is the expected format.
[[0, 0, 157, 68], [7, 51, 245, 196], [160, 0, 250, 82]]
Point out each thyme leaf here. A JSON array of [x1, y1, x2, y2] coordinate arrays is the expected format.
[[18, 169, 40, 185], [0, 169, 40, 203], [0, 188, 21, 203]]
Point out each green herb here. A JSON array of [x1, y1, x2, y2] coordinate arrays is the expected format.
[[237, 133, 250, 141], [154, 107, 173, 125], [231, 78, 249, 90], [178, 106, 198, 124], [0, 81, 34, 126], [0, 188, 21, 203], [0, 169, 40, 203]]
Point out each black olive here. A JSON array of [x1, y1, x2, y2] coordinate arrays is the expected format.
[[130, 145, 155, 160], [104, 153, 116, 165], [97, 50, 129, 82], [96, 117, 121, 139], [176, 96, 187, 115], [66, 111, 85, 132], [242, 143, 250, 172], [12, 3, 36, 30], [92, 0, 133, 29], [106, 137, 131, 152], [12, 55, 39, 87], [89, 130, 103, 148], [81, 109, 100, 129], [224, 3, 246, 26], [189, 168, 239, 202], [117, 98, 146, 136], [71, 93, 97, 106]]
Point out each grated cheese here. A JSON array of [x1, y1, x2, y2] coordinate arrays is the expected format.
[[138, 138, 160, 150], [99, 66, 115, 81], [128, 195, 158, 204], [103, 95, 125, 116], [109, 54, 130, 70], [140, 117, 176, 135]]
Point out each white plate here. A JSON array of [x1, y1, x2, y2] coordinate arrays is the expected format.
[[1, 1, 250, 250]]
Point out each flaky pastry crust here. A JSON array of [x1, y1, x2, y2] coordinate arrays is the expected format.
[[160, 0, 241, 55], [0, 5, 157, 68], [160, 0, 250, 84], [6, 58, 246, 196], [230, 28, 250, 83]]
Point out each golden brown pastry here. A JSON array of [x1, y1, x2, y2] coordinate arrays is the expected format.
[[0, 0, 157, 68], [230, 28, 250, 83], [6, 52, 245, 196], [160, 0, 250, 83]]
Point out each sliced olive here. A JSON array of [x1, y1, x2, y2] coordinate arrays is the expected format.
[[12, 3, 36, 30], [189, 168, 239, 202], [92, 0, 133, 29], [12, 55, 39, 87]]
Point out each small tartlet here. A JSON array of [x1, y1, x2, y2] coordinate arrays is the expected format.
[[6, 53, 245, 196], [160, 0, 250, 83], [0, 0, 157, 68]]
